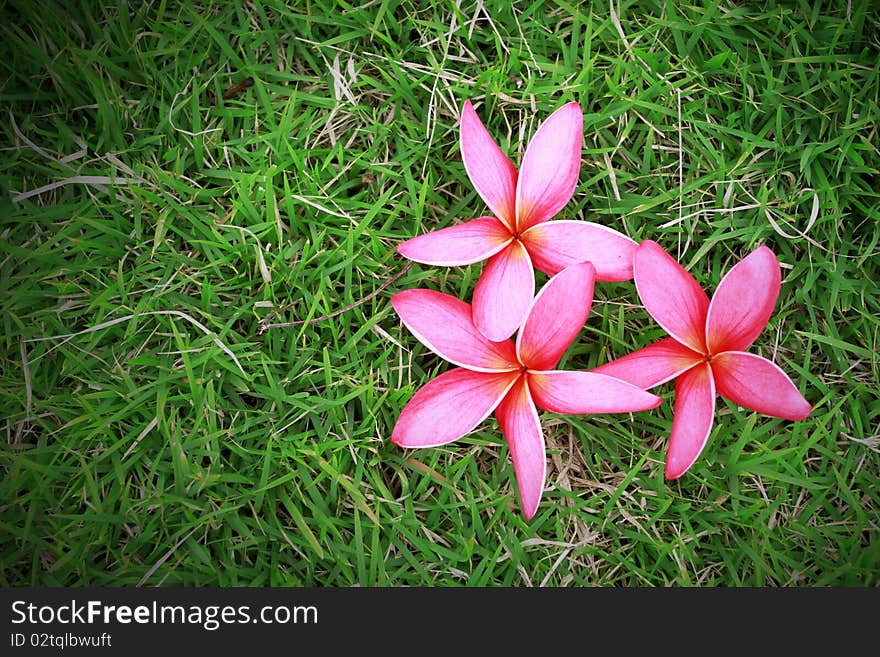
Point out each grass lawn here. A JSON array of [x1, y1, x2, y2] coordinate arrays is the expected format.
[[1, 0, 878, 586]]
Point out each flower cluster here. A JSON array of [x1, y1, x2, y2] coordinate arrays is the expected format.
[[391, 100, 811, 519]]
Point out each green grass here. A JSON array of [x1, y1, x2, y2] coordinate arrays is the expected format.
[[1, 0, 878, 586]]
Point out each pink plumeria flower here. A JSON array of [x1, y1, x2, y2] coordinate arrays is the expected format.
[[593, 240, 812, 479], [397, 99, 637, 342], [391, 262, 662, 519]]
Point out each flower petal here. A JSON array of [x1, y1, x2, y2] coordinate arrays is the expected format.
[[515, 102, 583, 232], [397, 216, 513, 266], [392, 368, 519, 448], [705, 246, 781, 354], [460, 100, 518, 231], [712, 351, 811, 421], [495, 376, 546, 520], [635, 240, 710, 354], [665, 362, 716, 480], [520, 220, 637, 281], [516, 262, 596, 371], [591, 337, 704, 390], [392, 289, 519, 372], [472, 241, 535, 342], [528, 371, 662, 414]]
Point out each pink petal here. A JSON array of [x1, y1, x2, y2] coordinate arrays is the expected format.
[[528, 371, 662, 414], [495, 376, 546, 520], [665, 362, 716, 480], [397, 216, 513, 266], [516, 262, 596, 371], [391, 289, 519, 372], [712, 351, 811, 421], [392, 368, 520, 448], [472, 241, 535, 342], [520, 220, 637, 281], [635, 240, 710, 355], [591, 337, 704, 390], [705, 246, 781, 354], [460, 100, 518, 231], [515, 102, 583, 232]]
